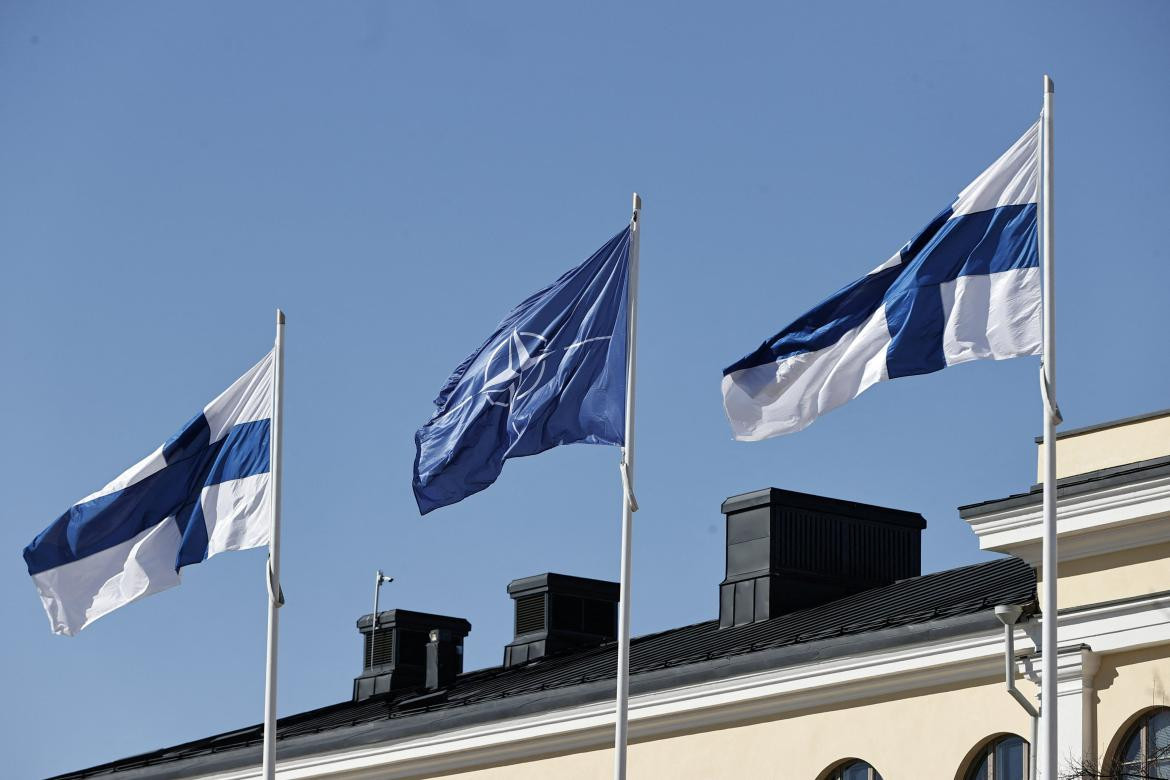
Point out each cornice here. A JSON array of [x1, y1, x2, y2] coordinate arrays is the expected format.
[[192, 631, 1016, 780], [962, 473, 1170, 564]]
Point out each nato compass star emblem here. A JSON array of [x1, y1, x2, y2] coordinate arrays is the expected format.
[[481, 330, 550, 409]]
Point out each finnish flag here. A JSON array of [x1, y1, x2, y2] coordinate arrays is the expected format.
[[23, 351, 275, 635], [723, 122, 1041, 440]]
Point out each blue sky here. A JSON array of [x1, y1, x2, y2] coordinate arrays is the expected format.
[[2, 2, 1168, 777]]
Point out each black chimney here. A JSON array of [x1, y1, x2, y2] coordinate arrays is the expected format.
[[353, 609, 470, 701], [719, 488, 926, 628], [503, 573, 619, 668], [426, 628, 463, 691]]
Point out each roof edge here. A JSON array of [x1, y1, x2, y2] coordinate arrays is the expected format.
[[959, 455, 1170, 517], [1033, 407, 1170, 444], [52, 610, 1013, 780]]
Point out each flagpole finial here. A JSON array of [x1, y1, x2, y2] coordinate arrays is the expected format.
[[632, 192, 641, 212], [1043, 74, 1054, 93], [276, 309, 286, 325]]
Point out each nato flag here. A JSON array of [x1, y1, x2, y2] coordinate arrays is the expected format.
[[413, 227, 631, 514]]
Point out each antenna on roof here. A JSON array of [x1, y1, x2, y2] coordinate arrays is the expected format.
[[369, 570, 394, 669]]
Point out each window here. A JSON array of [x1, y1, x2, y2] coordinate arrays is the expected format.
[[1113, 707, 1170, 778], [826, 760, 883, 780], [965, 735, 1029, 780]]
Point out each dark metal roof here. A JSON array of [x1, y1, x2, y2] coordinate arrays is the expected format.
[[49, 556, 1035, 780], [959, 455, 1170, 517]]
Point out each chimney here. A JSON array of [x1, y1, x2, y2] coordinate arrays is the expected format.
[[426, 628, 463, 691], [353, 609, 470, 701], [503, 573, 619, 668], [719, 488, 926, 628]]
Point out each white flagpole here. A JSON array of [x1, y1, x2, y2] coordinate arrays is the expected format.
[[262, 309, 286, 780], [613, 193, 641, 780], [1040, 75, 1059, 780]]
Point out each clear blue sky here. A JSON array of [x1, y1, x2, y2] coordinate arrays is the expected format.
[[2, 2, 1168, 777]]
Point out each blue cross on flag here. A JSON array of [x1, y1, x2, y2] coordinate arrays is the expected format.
[[413, 227, 631, 514], [24, 351, 275, 634], [723, 121, 1042, 440]]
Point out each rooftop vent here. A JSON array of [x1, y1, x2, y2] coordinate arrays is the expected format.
[[504, 573, 619, 668], [719, 488, 926, 628], [353, 609, 470, 701]]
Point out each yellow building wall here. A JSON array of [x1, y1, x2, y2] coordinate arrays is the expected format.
[[1096, 647, 1170, 767], [1036, 541, 1170, 611], [414, 642, 1170, 780], [426, 746, 611, 780], [426, 676, 1033, 780], [1037, 411, 1170, 482]]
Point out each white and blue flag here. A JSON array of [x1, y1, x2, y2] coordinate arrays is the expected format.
[[723, 122, 1041, 440], [414, 227, 630, 514], [24, 351, 275, 635]]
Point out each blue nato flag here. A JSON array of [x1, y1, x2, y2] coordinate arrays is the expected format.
[[413, 227, 631, 514]]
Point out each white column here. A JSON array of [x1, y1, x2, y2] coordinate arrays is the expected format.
[[1026, 644, 1099, 778], [1055, 647, 1100, 775]]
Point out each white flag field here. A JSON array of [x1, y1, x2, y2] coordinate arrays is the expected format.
[[723, 121, 1041, 440], [23, 351, 275, 635]]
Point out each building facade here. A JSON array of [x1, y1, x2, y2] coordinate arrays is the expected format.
[[53, 410, 1170, 780]]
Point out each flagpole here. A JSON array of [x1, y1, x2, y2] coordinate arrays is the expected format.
[[613, 193, 641, 780], [1040, 75, 1059, 780], [262, 309, 286, 780]]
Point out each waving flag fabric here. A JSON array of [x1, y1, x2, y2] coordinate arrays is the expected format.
[[414, 227, 630, 514], [24, 351, 274, 635], [723, 122, 1041, 441]]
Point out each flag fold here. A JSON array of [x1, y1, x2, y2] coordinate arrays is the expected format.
[[723, 122, 1041, 441], [23, 351, 275, 635]]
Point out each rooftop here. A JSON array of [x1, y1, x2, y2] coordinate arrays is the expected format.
[[52, 556, 1035, 780]]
